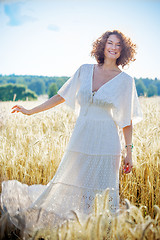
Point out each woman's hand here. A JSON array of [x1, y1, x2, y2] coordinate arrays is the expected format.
[[11, 105, 31, 115], [11, 95, 65, 116], [123, 155, 133, 174]]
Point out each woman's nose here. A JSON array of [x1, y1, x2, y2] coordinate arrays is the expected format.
[[111, 44, 116, 49]]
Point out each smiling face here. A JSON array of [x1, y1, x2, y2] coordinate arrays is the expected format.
[[104, 34, 122, 61]]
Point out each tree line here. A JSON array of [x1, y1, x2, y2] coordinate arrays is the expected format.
[[0, 74, 159, 101], [0, 75, 68, 101], [135, 77, 160, 97]]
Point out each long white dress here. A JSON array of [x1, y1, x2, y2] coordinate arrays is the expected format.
[[1, 64, 143, 233]]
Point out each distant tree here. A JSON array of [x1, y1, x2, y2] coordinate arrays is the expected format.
[[24, 89, 38, 100], [136, 80, 147, 96], [56, 77, 69, 89], [16, 76, 25, 85], [141, 78, 153, 88], [44, 77, 68, 93], [28, 80, 45, 95], [147, 84, 158, 97], [154, 81, 160, 95], [7, 79, 16, 84], [0, 84, 37, 101], [48, 83, 58, 98]]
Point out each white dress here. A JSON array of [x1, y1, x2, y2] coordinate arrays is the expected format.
[[1, 64, 143, 233]]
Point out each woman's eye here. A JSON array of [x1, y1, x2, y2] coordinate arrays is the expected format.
[[107, 42, 120, 46]]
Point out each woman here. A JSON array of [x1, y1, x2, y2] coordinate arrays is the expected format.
[[1, 30, 142, 233]]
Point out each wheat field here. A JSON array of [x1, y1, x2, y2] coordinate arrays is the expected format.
[[0, 97, 160, 239]]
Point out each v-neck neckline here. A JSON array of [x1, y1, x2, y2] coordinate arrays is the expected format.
[[91, 64, 123, 94]]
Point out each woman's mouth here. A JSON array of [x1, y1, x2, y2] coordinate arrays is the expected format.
[[109, 51, 117, 55]]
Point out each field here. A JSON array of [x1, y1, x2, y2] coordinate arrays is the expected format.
[[0, 97, 160, 239]]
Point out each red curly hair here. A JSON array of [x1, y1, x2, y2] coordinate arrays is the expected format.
[[91, 30, 137, 68]]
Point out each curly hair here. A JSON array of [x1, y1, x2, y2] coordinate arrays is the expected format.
[[91, 30, 137, 68]]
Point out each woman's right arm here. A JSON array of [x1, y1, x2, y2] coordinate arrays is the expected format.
[[11, 94, 65, 115]]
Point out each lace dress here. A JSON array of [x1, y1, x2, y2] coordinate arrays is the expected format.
[[1, 64, 143, 233]]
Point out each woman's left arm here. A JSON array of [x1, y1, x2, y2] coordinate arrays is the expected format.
[[122, 120, 133, 174]]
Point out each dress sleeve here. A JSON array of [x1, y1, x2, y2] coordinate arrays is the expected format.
[[57, 66, 81, 109], [112, 77, 143, 128]]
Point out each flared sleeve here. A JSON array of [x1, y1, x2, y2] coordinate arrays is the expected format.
[[57, 66, 81, 109], [112, 76, 143, 128]]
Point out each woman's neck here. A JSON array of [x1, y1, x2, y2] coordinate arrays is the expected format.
[[101, 59, 119, 71]]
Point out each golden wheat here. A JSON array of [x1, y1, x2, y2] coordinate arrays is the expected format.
[[0, 96, 160, 239], [31, 190, 160, 240], [0, 100, 76, 189], [120, 97, 160, 218]]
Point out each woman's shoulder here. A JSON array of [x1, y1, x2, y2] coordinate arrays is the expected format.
[[122, 71, 133, 81], [79, 63, 94, 71], [120, 72, 134, 87]]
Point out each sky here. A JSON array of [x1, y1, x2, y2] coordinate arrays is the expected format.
[[0, 0, 160, 79]]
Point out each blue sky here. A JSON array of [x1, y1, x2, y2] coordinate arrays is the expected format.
[[0, 0, 160, 79]]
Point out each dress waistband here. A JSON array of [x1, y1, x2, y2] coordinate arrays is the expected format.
[[79, 104, 113, 121]]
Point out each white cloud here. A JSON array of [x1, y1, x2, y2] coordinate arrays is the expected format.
[[47, 24, 60, 32], [4, 1, 36, 26]]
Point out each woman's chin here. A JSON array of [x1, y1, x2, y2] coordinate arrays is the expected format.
[[105, 55, 119, 60]]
